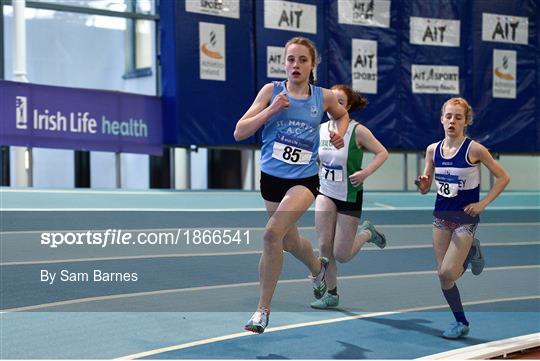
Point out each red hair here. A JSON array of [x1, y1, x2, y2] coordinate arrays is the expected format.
[[330, 84, 368, 113]]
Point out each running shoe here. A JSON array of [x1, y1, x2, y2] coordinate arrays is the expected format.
[[310, 257, 329, 299], [310, 292, 339, 309], [470, 238, 485, 275], [244, 309, 269, 334], [361, 220, 387, 249], [442, 321, 469, 339]]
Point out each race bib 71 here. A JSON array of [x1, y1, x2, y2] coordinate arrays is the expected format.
[[320, 163, 343, 182]]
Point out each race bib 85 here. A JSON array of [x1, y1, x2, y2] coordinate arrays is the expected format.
[[271, 133, 313, 165]]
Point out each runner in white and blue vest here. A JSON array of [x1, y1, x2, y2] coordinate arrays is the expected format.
[[312, 84, 389, 310], [416, 97, 510, 339]]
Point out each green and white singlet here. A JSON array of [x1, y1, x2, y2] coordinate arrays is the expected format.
[[318, 120, 364, 202]]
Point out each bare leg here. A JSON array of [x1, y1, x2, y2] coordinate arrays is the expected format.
[[257, 186, 315, 311], [282, 225, 323, 276], [432, 226, 452, 285], [332, 213, 363, 263], [315, 195, 338, 290], [434, 225, 474, 331], [438, 231, 474, 289]]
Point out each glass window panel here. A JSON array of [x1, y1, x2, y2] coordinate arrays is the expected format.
[[31, 0, 128, 13], [135, 20, 152, 69], [3, 6, 156, 95], [29, 0, 155, 14], [136, 0, 154, 14]]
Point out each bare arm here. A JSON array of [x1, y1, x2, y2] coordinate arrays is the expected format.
[[348, 124, 388, 187], [322, 88, 348, 149], [463, 142, 510, 216], [233, 83, 288, 141], [416, 143, 436, 194]]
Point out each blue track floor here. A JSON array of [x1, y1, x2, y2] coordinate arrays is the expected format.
[[0, 189, 538, 359]]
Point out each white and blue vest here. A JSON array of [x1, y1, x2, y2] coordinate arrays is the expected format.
[[260, 81, 324, 179], [433, 138, 480, 223]]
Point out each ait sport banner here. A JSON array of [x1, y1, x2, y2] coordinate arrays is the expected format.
[[160, 0, 256, 146], [398, 0, 471, 150], [327, 0, 401, 149], [469, 0, 538, 153], [161, 0, 538, 152]]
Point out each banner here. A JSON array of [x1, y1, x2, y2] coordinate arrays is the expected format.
[[327, 0, 399, 148], [397, 0, 470, 150], [160, 0, 255, 146], [159, 0, 538, 152], [0, 80, 163, 155], [470, 0, 538, 152]]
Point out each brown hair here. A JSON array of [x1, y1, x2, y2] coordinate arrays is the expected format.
[[284, 37, 320, 84], [330, 84, 368, 113], [441, 97, 474, 125]]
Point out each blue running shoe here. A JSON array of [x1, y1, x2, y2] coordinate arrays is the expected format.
[[244, 309, 269, 334], [470, 238, 485, 275], [361, 221, 386, 249], [310, 257, 329, 299], [310, 292, 339, 309], [442, 321, 469, 339]]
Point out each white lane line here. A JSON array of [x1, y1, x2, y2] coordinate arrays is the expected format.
[[1, 207, 267, 212], [3, 206, 539, 211], [0, 189, 260, 196], [2, 242, 539, 266], [115, 295, 540, 360], [1, 265, 538, 313], [2, 189, 537, 197], [372, 202, 397, 209], [364, 192, 539, 197], [0, 251, 264, 266], [2, 222, 538, 236]]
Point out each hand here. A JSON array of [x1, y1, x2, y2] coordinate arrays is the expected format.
[[463, 201, 486, 217], [349, 169, 368, 187], [415, 175, 431, 194], [268, 93, 289, 115], [329, 131, 344, 149]]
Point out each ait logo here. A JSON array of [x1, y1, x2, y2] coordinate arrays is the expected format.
[[353, 0, 375, 21], [15, 96, 28, 130], [494, 55, 514, 80], [354, 52, 375, 70], [201, 30, 223, 59]]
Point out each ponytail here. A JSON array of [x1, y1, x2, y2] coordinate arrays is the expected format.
[[330, 84, 368, 113]]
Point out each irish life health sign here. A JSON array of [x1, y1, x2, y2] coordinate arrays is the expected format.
[[0, 81, 163, 155]]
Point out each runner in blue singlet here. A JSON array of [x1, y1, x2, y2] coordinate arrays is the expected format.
[[234, 37, 349, 334]]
